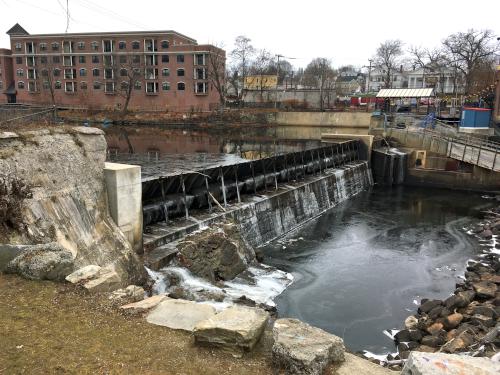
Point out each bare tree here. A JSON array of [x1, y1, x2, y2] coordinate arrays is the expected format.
[[409, 46, 448, 93], [109, 54, 144, 117], [303, 58, 336, 110], [373, 40, 404, 88], [206, 44, 226, 110], [442, 29, 499, 94], [38, 56, 59, 106], [249, 49, 274, 101], [230, 35, 255, 100]]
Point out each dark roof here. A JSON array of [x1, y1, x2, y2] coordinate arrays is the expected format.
[[337, 75, 359, 82], [6, 23, 29, 36]]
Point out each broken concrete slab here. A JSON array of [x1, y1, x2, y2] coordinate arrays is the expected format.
[[146, 299, 216, 331], [65, 265, 102, 284], [120, 295, 168, 314], [272, 318, 345, 375], [402, 352, 500, 375], [193, 305, 269, 352], [83, 266, 121, 293]]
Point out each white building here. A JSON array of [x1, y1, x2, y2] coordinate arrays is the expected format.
[[366, 68, 407, 92]]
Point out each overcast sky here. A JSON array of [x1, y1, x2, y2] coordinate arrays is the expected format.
[[1, 0, 499, 69]]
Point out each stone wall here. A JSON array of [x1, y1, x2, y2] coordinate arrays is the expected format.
[[0, 127, 144, 284]]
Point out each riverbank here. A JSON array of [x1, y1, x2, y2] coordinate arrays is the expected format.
[[392, 199, 499, 362], [0, 274, 272, 374]]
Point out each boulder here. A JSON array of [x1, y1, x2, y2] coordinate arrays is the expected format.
[[110, 285, 144, 301], [6, 242, 74, 281], [402, 352, 500, 375], [479, 229, 493, 239], [177, 223, 256, 282], [421, 335, 445, 348], [272, 318, 345, 375], [471, 314, 495, 328], [120, 295, 168, 314], [419, 300, 442, 314], [426, 322, 444, 335], [473, 281, 497, 299], [65, 265, 102, 284], [168, 285, 226, 302], [444, 313, 463, 330], [405, 316, 419, 330], [83, 265, 122, 293], [441, 331, 474, 353], [416, 345, 436, 353], [395, 329, 411, 343], [146, 299, 216, 332], [193, 306, 269, 353]]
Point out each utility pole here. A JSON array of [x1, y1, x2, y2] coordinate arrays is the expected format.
[[274, 54, 297, 109], [365, 59, 373, 93]]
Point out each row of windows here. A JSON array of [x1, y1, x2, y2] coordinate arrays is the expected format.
[[15, 54, 186, 65], [15, 40, 172, 53], [15, 67, 194, 78], [17, 80, 188, 91]]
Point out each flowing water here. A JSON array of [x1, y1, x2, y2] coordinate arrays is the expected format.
[[261, 186, 491, 355]]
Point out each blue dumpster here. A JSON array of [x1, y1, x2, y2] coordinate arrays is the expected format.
[[460, 107, 491, 128]]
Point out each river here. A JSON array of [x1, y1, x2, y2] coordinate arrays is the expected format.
[[262, 186, 490, 355]]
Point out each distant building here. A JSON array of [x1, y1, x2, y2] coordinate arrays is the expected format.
[[0, 48, 13, 102], [335, 73, 364, 96], [1, 23, 224, 111], [244, 75, 277, 90], [366, 68, 408, 92]]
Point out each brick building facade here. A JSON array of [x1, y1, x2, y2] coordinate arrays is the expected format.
[[1, 24, 224, 111]]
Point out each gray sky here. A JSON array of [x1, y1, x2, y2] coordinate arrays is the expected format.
[[1, 0, 499, 69]]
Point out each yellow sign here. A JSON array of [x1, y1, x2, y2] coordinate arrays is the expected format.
[[244, 75, 277, 90]]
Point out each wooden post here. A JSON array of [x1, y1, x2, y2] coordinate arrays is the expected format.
[[204, 173, 212, 213], [219, 167, 227, 208], [181, 175, 189, 220], [234, 166, 241, 203]]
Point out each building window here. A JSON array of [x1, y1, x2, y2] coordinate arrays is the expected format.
[[104, 68, 113, 79], [26, 56, 36, 67], [92, 68, 100, 77], [161, 40, 169, 49], [15, 43, 22, 51], [196, 68, 205, 80], [118, 41, 126, 50], [132, 41, 140, 50], [64, 68, 75, 79], [79, 56, 86, 64], [51, 42, 59, 51], [80, 68, 87, 76], [195, 54, 205, 65], [53, 68, 61, 77], [40, 56, 47, 64], [177, 82, 185, 90], [144, 39, 156, 52], [25, 42, 35, 54], [162, 82, 170, 91], [91, 41, 99, 51], [39, 43, 47, 51], [103, 55, 113, 66], [42, 81, 50, 90], [146, 81, 158, 93], [93, 81, 101, 89], [17, 81, 24, 89], [196, 82, 208, 94], [65, 81, 76, 93], [162, 68, 170, 76], [16, 69, 23, 77], [55, 81, 62, 89], [92, 55, 99, 64], [119, 55, 127, 64], [41, 69, 48, 77], [53, 56, 60, 64], [104, 82, 115, 93], [63, 56, 74, 66], [120, 68, 128, 77], [80, 81, 87, 90], [162, 55, 169, 63], [103, 40, 113, 53], [28, 81, 37, 92], [77, 41, 85, 50], [16, 57, 22, 64], [120, 81, 129, 90], [62, 41, 73, 53], [27, 69, 36, 79], [134, 81, 141, 90], [132, 55, 141, 64], [177, 68, 185, 77], [177, 54, 184, 63]]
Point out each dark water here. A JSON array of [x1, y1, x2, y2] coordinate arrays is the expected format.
[[262, 186, 489, 355]]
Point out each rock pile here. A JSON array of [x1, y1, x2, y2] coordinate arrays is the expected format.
[[394, 202, 500, 360]]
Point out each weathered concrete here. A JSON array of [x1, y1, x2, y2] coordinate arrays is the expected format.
[[272, 318, 345, 375], [322, 134, 374, 163], [332, 353, 393, 375], [275, 112, 372, 128], [104, 162, 143, 254], [146, 299, 216, 331], [193, 306, 269, 352], [402, 352, 500, 375]]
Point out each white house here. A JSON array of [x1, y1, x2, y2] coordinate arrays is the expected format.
[[406, 67, 464, 94]]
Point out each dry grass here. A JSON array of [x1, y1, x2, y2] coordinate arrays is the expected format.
[[0, 274, 273, 375]]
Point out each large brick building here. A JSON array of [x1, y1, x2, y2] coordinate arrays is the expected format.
[[0, 24, 224, 111]]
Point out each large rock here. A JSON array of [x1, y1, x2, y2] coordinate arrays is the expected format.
[[120, 295, 168, 314], [177, 223, 256, 282], [441, 330, 474, 353], [473, 282, 497, 299], [65, 265, 102, 283], [194, 305, 269, 353], [6, 242, 74, 281], [83, 265, 122, 293], [272, 318, 345, 375], [146, 299, 216, 331], [402, 352, 500, 374]]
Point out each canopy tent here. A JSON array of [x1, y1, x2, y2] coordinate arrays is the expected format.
[[376, 88, 434, 98]]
